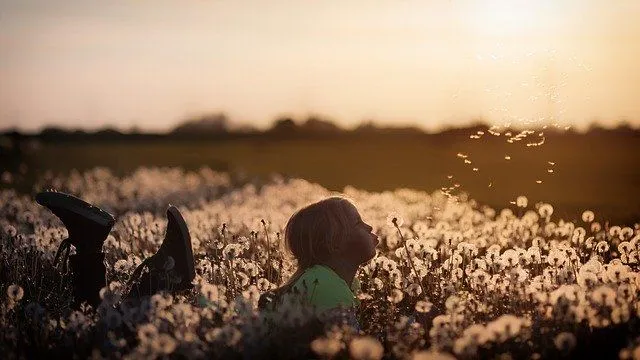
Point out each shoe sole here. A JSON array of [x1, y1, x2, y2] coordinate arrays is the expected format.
[[167, 206, 196, 283], [36, 191, 115, 227]]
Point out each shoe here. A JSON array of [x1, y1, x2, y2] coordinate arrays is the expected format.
[[128, 205, 195, 297], [35, 190, 115, 309], [36, 190, 115, 254], [69, 253, 107, 308]]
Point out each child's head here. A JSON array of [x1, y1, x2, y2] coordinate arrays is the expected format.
[[284, 196, 378, 269]]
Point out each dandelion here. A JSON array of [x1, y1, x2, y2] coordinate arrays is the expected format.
[[415, 299, 433, 313], [256, 278, 273, 292], [501, 249, 520, 267], [406, 283, 422, 297], [411, 351, 457, 360], [606, 264, 628, 283], [526, 247, 542, 264], [223, 243, 243, 260], [349, 336, 384, 360], [201, 283, 220, 302], [137, 323, 159, 343], [591, 285, 617, 306], [114, 259, 129, 273], [516, 196, 528, 208], [547, 249, 566, 267], [153, 333, 177, 355], [488, 315, 525, 341], [596, 241, 610, 254], [372, 277, 384, 291], [68, 310, 86, 329], [577, 271, 598, 288], [386, 212, 404, 228], [554, 332, 577, 353], [387, 289, 404, 304], [609, 226, 622, 238], [7, 284, 24, 303], [538, 203, 553, 218], [582, 210, 595, 223], [311, 337, 342, 359]]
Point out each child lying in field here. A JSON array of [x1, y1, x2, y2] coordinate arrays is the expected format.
[[36, 191, 378, 328]]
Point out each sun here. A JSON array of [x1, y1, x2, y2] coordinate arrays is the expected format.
[[467, 0, 552, 38]]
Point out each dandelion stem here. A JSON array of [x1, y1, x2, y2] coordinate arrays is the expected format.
[[262, 219, 271, 282], [392, 218, 426, 299]]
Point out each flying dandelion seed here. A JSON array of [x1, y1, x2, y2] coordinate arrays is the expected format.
[[504, 155, 511, 160], [536, 180, 543, 184], [548, 161, 556, 165], [472, 168, 479, 172], [547, 169, 554, 173]]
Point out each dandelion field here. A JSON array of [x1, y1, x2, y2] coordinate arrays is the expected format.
[[1, 166, 639, 359]]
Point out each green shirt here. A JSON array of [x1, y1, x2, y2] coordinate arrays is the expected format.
[[287, 264, 360, 313]]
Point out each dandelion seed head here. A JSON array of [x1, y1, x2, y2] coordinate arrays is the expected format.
[[554, 332, 577, 352], [7, 284, 24, 302], [415, 299, 433, 313], [311, 337, 342, 358], [349, 336, 384, 360]]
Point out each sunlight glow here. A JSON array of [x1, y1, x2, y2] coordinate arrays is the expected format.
[[467, 0, 554, 38]]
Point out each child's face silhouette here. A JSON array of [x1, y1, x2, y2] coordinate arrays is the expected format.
[[342, 203, 378, 264]]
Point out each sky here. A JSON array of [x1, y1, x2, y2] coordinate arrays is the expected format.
[[1, 0, 639, 132]]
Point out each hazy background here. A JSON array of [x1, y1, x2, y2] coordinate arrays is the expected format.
[[1, 0, 639, 132], [1, 1, 639, 225]]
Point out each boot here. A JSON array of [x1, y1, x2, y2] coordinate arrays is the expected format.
[[128, 205, 195, 298], [36, 190, 115, 254], [36, 190, 115, 308], [69, 252, 107, 308]]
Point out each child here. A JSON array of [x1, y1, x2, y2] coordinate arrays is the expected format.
[[35, 190, 195, 308], [259, 196, 379, 319]]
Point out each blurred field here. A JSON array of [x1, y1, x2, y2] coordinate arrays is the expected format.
[[4, 130, 640, 225]]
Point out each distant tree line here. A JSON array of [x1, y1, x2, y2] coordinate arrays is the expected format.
[[1, 112, 639, 142]]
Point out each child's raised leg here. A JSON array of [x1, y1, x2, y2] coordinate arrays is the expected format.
[[127, 205, 196, 298], [36, 190, 115, 308]]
